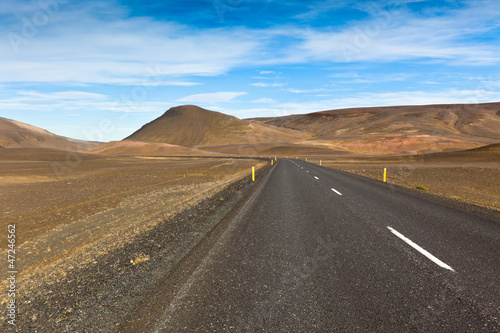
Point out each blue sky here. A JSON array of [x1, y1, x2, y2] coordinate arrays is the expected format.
[[1, 0, 500, 141]]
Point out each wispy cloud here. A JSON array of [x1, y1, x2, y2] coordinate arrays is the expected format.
[[294, 0, 427, 21], [0, 89, 167, 114], [294, 1, 500, 64], [287, 88, 328, 94], [419, 81, 440, 85], [330, 72, 416, 84], [176, 91, 247, 103], [144, 81, 202, 87], [275, 89, 500, 115], [2, 0, 499, 88], [252, 97, 277, 104], [17, 90, 107, 100], [0, 3, 261, 85], [251, 82, 284, 87]]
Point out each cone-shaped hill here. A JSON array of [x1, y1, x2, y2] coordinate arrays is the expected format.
[[125, 105, 310, 147]]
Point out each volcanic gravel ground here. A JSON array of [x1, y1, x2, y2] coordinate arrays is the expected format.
[[0, 154, 267, 331]]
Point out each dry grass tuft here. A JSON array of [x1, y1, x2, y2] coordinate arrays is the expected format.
[[130, 254, 150, 266]]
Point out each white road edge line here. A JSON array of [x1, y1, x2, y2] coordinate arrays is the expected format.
[[331, 188, 342, 195], [387, 227, 455, 271], [314, 176, 319, 180]]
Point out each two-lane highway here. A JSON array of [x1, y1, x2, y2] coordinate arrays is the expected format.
[[132, 159, 500, 332]]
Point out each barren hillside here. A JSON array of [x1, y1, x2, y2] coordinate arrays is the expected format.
[[248, 103, 500, 154], [0, 117, 96, 151]]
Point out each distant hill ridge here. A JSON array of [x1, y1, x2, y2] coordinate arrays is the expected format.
[[0, 117, 96, 151], [248, 102, 500, 141], [3, 102, 500, 156], [124, 102, 500, 155]]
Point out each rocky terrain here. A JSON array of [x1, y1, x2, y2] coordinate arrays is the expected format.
[[0, 148, 268, 331]]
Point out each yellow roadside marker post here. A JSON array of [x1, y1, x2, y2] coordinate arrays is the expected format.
[[320, 160, 322, 166], [252, 167, 255, 181], [271, 160, 273, 166], [305, 157, 307, 161], [383, 168, 387, 182]]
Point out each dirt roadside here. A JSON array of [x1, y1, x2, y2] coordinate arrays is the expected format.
[[0, 152, 269, 331], [314, 150, 500, 211]]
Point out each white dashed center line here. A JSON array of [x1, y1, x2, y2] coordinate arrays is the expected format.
[[387, 227, 455, 271], [331, 188, 342, 195], [314, 176, 319, 180]]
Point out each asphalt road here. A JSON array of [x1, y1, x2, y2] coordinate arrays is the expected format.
[[142, 159, 500, 332]]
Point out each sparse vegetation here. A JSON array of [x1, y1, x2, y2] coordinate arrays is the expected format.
[[414, 186, 429, 191], [130, 254, 150, 266]]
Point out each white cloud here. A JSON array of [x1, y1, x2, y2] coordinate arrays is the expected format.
[[287, 88, 328, 94], [330, 72, 361, 78], [328, 90, 500, 108], [144, 81, 202, 87], [252, 97, 277, 104], [17, 90, 107, 100], [274, 89, 500, 116], [331, 72, 416, 84], [0, 4, 261, 85], [294, 0, 427, 21], [0, 89, 168, 115], [251, 82, 284, 87], [176, 92, 247, 103], [230, 107, 286, 118], [1, 0, 499, 90], [294, 1, 500, 64]]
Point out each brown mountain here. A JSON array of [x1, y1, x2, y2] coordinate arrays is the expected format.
[[124, 105, 311, 147], [248, 102, 500, 155], [0, 117, 96, 151]]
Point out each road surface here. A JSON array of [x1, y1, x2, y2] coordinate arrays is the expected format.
[[124, 159, 500, 332]]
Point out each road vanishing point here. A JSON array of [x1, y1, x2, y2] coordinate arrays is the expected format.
[[121, 159, 500, 332]]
